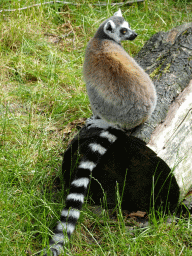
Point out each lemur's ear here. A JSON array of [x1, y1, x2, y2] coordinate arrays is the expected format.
[[104, 20, 116, 34], [114, 8, 122, 17]]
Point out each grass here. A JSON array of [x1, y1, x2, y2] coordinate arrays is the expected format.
[[0, 0, 192, 255]]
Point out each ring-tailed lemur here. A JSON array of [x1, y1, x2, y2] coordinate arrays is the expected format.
[[83, 9, 157, 129], [38, 9, 157, 256]]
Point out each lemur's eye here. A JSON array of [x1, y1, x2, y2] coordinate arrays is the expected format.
[[120, 28, 127, 35]]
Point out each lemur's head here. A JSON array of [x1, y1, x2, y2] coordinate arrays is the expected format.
[[94, 9, 137, 44]]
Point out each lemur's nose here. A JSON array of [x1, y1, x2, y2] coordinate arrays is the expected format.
[[129, 31, 137, 41]]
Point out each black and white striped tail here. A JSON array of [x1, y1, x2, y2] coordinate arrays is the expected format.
[[41, 125, 121, 255]]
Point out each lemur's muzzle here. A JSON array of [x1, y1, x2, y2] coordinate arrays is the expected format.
[[128, 31, 137, 41]]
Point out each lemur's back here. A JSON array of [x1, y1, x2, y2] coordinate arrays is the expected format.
[[83, 14, 156, 129]]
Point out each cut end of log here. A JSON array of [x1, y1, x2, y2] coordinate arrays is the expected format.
[[148, 80, 192, 200]]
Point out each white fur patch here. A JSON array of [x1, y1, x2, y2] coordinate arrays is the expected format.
[[61, 209, 80, 219], [121, 21, 130, 29], [89, 143, 107, 155], [71, 178, 89, 188], [114, 9, 122, 17], [100, 131, 117, 143], [79, 161, 96, 171], [57, 222, 75, 235], [86, 117, 112, 130], [66, 193, 84, 203], [52, 233, 65, 243]]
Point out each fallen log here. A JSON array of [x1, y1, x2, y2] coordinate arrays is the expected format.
[[133, 22, 192, 202], [62, 23, 192, 212]]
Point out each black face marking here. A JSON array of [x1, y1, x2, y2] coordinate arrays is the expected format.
[[120, 28, 128, 35], [106, 22, 113, 33]]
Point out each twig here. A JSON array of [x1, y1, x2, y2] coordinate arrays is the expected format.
[[44, 31, 73, 39], [0, 1, 78, 13], [94, 0, 145, 6], [0, 0, 145, 13]]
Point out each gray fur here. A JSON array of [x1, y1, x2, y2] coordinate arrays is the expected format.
[[86, 83, 151, 129]]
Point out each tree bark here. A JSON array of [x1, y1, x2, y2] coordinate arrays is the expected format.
[[132, 23, 192, 143]]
